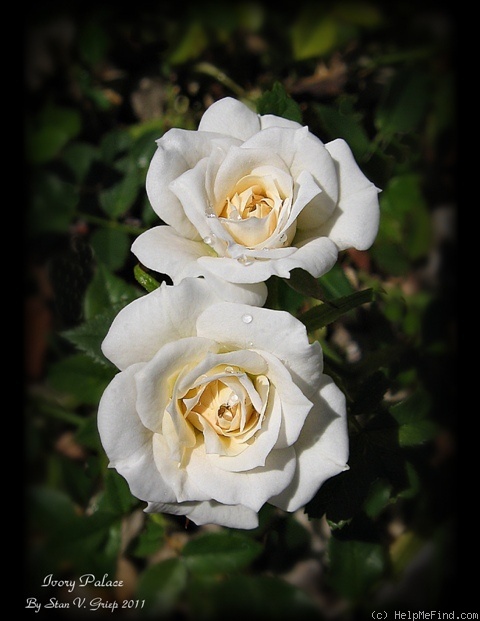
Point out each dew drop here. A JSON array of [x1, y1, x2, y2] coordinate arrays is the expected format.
[[242, 313, 253, 324], [203, 235, 215, 246], [224, 366, 235, 373], [237, 255, 254, 266], [247, 341, 254, 347], [279, 233, 287, 245], [229, 393, 239, 404], [206, 212, 217, 219]]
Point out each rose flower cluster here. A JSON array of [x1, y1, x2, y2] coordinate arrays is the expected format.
[[98, 97, 380, 529]]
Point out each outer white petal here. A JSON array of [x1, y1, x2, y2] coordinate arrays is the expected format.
[[284, 236, 339, 278], [131, 226, 209, 284], [260, 114, 303, 131], [198, 97, 261, 140], [202, 273, 268, 307], [146, 129, 228, 239], [269, 375, 349, 512], [196, 302, 323, 398], [145, 500, 259, 529], [198, 235, 338, 283], [97, 364, 177, 503], [186, 441, 296, 512], [198, 254, 294, 284], [101, 278, 226, 370], [319, 138, 380, 250]]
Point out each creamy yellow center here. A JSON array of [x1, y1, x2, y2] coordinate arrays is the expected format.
[[176, 364, 270, 456]]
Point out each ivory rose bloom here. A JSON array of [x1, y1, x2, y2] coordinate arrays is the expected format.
[[132, 97, 380, 285], [97, 278, 348, 529]]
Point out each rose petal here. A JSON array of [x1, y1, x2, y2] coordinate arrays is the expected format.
[[196, 302, 323, 397], [213, 146, 290, 209], [145, 500, 259, 529], [255, 351, 313, 448], [198, 97, 261, 141], [208, 384, 282, 473], [102, 278, 256, 370], [269, 375, 349, 512], [134, 337, 218, 433], [202, 273, 268, 307], [131, 226, 209, 284], [146, 129, 236, 239], [97, 363, 177, 503], [151, 430, 211, 502], [260, 114, 303, 131], [101, 279, 205, 369], [242, 126, 339, 227], [169, 158, 213, 240], [186, 440, 296, 512], [320, 138, 381, 250]]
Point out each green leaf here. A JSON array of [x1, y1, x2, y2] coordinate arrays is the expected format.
[[26, 103, 82, 164], [62, 142, 99, 182], [169, 21, 208, 64], [292, 9, 339, 60], [84, 263, 141, 320], [364, 478, 393, 518], [90, 228, 130, 271], [328, 538, 386, 601], [132, 516, 166, 558], [136, 558, 188, 616], [47, 354, 115, 405], [284, 268, 330, 301], [390, 390, 436, 447], [256, 82, 302, 123], [100, 129, 133, 164], [28, 172, 77, 236], [28, 486, 121, 555], [372, 174, 432, 272], [298, 288, 374, 331], [376, 68, 432, 137], [183, 532, 263, 575], [97, 469, 138, 515], [134, 264, 161, 292], [62, 305, 123, 366], [206, 575, 319, 620], [333, 1, 383, 27], [76, 417, 103, 451], [318, 263, 356, 299], [99, 165, 142, 218], [314, 102, 371, 160]]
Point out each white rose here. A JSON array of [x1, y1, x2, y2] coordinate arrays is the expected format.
[[98, 278, 349, 529], [132, 97, 380, 285]]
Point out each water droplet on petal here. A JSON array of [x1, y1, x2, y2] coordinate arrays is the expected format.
[[206, 212, 217, 219], [242, 314, 253, 324], [237, 255, 254, 266], [279, 233, 288, 245], [229, 393, 239, 404], [203, 235, 215, 245], [247, 341, 254, 347], [224, 366, 235, 373]]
